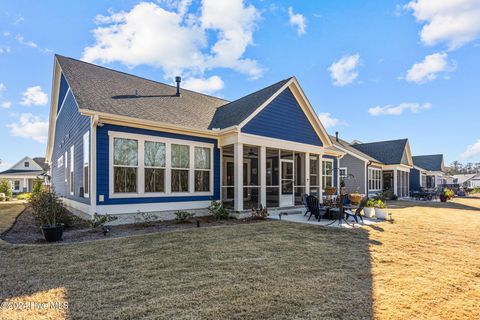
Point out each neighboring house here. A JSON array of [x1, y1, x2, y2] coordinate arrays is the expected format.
[[410, 154, 450, 191], [331, 135, 413, 198], [0, 156, 48, 193], [453, 173, 480, 188], [45, 55, 343, 218]]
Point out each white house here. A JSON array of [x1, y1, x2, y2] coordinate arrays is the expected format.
[[0, 156, 48, 193]]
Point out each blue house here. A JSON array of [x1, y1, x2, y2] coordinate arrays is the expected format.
[[45, 55, 342, 218]]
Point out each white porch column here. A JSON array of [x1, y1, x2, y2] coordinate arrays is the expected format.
[[305, 152, 310, 195], [23, 177, 27, 192], [260, 146, 266, 208], [393, 169, 398, 196], [319, 154, 323, 204], [234, 143, 244, 212]]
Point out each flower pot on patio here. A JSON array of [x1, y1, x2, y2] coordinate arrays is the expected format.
[[439, 195, 447, 202], [325, 187, 337, 196], [375, 208, 387, 220], [363, 207, 375, 218], [40, 224, 64, 242], [349, 193, 363, 205]]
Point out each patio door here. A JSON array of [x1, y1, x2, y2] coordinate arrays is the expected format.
[[280, 159, 294, 207]]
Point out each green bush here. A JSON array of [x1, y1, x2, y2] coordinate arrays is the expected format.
[[365, 198, 376, 208], [32, 178, 43, 195], [374, 199, 386, 209], [444, 188, 454, 200], [471, 187, 480, 194], [29, 191, 67, 226], [16, 193, 32, 201], [0, 179, 13, 200], [208, 200, 229, 220], [174, 211, 195, 222]]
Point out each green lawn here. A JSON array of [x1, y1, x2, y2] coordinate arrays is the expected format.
[[0, 198, 479, 319]]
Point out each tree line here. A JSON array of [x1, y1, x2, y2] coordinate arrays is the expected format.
[[446, 161, 480, 175]]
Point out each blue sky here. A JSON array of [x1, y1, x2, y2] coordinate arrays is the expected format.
[[1, 0, 480, 170]]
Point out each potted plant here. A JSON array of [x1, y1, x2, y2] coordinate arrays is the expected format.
[[444, 188, 454, 201], [349, 193, 363, 205], [374, 199, 387, 220], [325, 186, 337, 196], [363, 198, 376, 218], [29, 191, 67, 242]]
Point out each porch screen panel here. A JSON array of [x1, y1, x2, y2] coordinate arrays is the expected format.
[[266, 148, 279, 208], [144, 141, 166, 193], [294, 152, 306, 205], [113, 138, 138, 193], [309, 155, 320, 197], [243, 145, 260, 209], [221, 145, 234, 209], [171, 144, 189, 192]]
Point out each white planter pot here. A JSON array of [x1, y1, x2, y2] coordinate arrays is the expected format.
[[363, 207, 375, 218], [375, 208, 387, 220]]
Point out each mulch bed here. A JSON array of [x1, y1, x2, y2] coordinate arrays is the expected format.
[[1, 208, 266, 245]]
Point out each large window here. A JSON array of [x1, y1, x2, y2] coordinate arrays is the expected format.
[[309, 155, 320, 197], [171, 144, 189, 192], [145, 141, 166, 193], [195, 147, 211, 192], [113, 138, 138, 193], [14, 181, 20, 191], [368, 168, 382, 191], [83, 132, 89, 198], [322, 159, 334, 189], [70, 145, 74, 195], [110, 132, 213, 197]]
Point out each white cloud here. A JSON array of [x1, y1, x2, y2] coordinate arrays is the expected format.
[[83, 0, 263, 84], [460, 139, 480, 160], [15, 34, 38, 48], [1, 101, 12, 109], [288, 7, 307, 36], [368, 102, 432, 116], [328, 54, 360, 86], [0, 83, 5, 94], [0, 46, 11, 54], [405, 52, 455, 83], [182, 75, 224, 94], [405, 0, 480, 49], [20, 86, 48, 106], [318, 112, 343, 129], [7, 113, 49, 143]]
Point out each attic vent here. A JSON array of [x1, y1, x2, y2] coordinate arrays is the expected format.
[[175, 76, 181, 96]]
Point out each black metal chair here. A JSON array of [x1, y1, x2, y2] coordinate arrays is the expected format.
[[344, 196, 367, 224], [302, 194, 310, 217], [306, 195, 327, 222]]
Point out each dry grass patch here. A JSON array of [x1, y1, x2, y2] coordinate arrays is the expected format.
[[0, 201, 25, 234]]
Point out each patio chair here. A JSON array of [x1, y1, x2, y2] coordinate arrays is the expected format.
[[345, 196, 367, 224], [306, 195, 327, 222], [302, 193, 310, 216]]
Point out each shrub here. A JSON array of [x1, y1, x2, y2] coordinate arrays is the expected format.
[[174, 211, 195, 222], [32, 178, 43, 195], [365, 198, 376, 208], [251, 205, 269, 220], [16, 193, 32, 201], [374, 199, 386, 209], [0, 179, 13, 200], [376, 190, 397, 201], [29, 191, 67, 226], [88, 213, 118, 229], [471, 187, 480, 194], [208, 200, 229, 220], [444, 188, 454, 200]]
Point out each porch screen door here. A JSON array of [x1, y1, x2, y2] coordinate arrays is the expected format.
[[280, 160, 294, 207]]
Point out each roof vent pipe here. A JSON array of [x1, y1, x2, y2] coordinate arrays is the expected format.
[[335, 131, 339, 142], [175, 76, 181, 96]]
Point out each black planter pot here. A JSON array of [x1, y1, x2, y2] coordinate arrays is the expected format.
[[40, 224, 64, 242], [439, 195, 447, 203]]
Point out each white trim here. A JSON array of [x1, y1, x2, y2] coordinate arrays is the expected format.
[[91, 116, 98, 214], [55, 88, 71, 120], [61, 197, 92, 217], [368, 167, 382, 192], [95, 200, 211, 215], [322, 158, 334, 189], [260, 146, 266, 208], [108, 131, 214, 199], [234, 143, 244, 211], [83, 131, 90, 198], [69, 145, 74, 195]]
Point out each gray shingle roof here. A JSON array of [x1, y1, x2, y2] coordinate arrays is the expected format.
[[209, 78, 291, 129], [56, 55, 229, 130], [56, 55, 293, 131], [352, 139, 409, 165], [412, 154, 444, 171], [33, 157, 48, 171], [329, 135, 382, 163], [0, 169, 44, 175]]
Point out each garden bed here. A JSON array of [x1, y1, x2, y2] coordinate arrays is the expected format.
[[1, 208, 266, 244]]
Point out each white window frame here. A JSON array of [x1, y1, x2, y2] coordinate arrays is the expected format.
[[14, 180, 20, 191], [144, 141, 166, 194], [70, 145, 74, 195], [57, 155, 64, 168], [83, 132, 90, 198], [368, 168, 382, 191], [322, 158, 334, 189], [108, 131, 214, 199], [24, 161, 29, 168], [339, 167, 348, 180], [64, 151, 68, 183], [194, 146, 212, 193]]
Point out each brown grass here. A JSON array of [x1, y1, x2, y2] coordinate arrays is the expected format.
[[0, 201, 25, 234], [0, 198, 479, 319]]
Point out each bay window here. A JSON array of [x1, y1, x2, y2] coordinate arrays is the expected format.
[[194, 146, 211, 192], [144, 141, 166, 193], [113, 138, 138, 193], [171, 144, 189, 192]]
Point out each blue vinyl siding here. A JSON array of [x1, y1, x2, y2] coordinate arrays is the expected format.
[[57, 73, 69, 114], [51, 88, 90, 204], [96, 124, 220, 205], [242, 88, 323, 146], [410, 168, 421, 191]]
